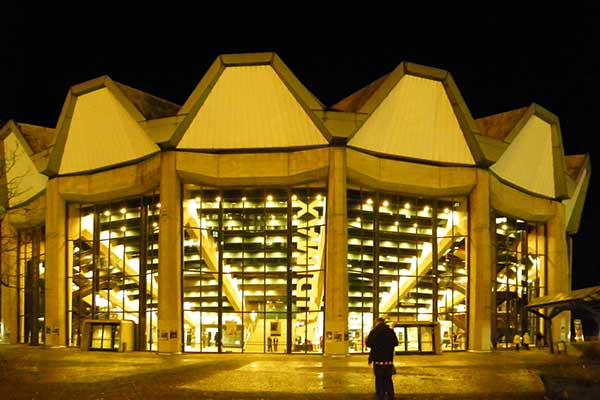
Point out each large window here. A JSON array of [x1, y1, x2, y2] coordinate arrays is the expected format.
[[347, 188, 468, 352], [493, 214, 546, 349], [67, 192, 160, 350], [182, 184, 326, 353], [17, 227, 45, 345]]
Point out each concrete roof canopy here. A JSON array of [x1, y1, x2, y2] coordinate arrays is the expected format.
[[340, 62, 486, 166], [44, 76, 163, 176], [170, 52, 331, 151], [0, 120, 50, 207]]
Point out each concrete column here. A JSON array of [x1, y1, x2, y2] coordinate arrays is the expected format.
[[45, 178, 67, 346], [1, 221, 18, 343], [157, 152, 182, 353], [468, 170, 492, 351], [546, 201, 570, 343], [324, 147, 349, 356]]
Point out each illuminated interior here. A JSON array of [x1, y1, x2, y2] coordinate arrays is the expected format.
[[182, 184, 326, 353], [347, 188, 468, 352], [67, 193, 160, 350], [17, 228, 45, 345], [493, 214, 546, 348]]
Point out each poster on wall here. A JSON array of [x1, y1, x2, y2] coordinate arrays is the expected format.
[[270, 321, 281, 336], [226, 320, 237, 336]]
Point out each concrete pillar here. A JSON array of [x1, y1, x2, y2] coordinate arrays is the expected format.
[[45, 178, 67, 346], [468, 170, 492, 351], [324, 147, 349, 356], [1, 221, 18, 343], [157, 152, 182, 353], [546, 201, 570, 343]]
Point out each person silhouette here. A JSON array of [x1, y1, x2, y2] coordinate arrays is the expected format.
[[366, 317, 398, 400]]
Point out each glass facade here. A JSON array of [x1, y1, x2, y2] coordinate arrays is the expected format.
[[66, 192, 160, 350], [493, 214, 546, 349], [347, 188, 468, 352], [17, 227, 45, 345], [182, 184, 326, 353]]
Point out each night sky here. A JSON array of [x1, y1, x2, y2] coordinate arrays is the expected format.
[[1, 6, 598, 291]]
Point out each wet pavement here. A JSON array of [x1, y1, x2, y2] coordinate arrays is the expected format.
[[0, 344, 584, 399]]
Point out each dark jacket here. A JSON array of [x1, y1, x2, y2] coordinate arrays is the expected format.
[[366, 322, 398, 362]]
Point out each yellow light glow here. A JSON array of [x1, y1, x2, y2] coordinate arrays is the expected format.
[[120, 226, 126, 232], [103, 210, 110, 216], [216, 196, 221, 202], [404, 202, 410, 209], [382, 200, 389, 207], [120, 208, 126, 214], [366, 198, 373, 205], [291, 195, 297, 201], [156, 203, 161, 208], [267, 195, 273, 201]]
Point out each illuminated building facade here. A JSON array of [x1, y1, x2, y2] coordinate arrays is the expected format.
[[0, 53, 591, 355]]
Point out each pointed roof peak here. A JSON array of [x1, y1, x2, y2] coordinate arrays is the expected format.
[[330, 61, 450, 113], [169, 52, 330, 149]]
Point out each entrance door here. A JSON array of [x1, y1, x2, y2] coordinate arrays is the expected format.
[[393, 324, 435, 353]]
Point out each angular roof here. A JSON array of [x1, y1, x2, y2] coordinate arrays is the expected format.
[[15, 123, 56, 154], [169, 52, 331, 150], [563, 153, 592, 234], [475, 107, 529, 141], [343, 62, 485, 166], [489, 103, 569, 199], [0, 120, 50, 207], [330, 74, 390, 113], [45, 75, 162, 176], [115, 82, 181, 119]]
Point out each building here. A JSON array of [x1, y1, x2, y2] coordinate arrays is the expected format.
[[0, 52, 591, 355]]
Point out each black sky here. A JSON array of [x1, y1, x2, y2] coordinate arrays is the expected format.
[[1, 5, 599, 289]]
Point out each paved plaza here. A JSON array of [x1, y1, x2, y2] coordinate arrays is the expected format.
[[0, 344, 586, 399]]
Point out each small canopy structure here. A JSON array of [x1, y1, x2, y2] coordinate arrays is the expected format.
[[526, 285, 600, 352]]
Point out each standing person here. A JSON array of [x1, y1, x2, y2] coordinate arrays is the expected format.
[[513, 332, 521, 351], [273, 336, 278, 352], [267, 336, 273, 352], [522, 332, 530, 350], [366, 317, 399, 400]]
